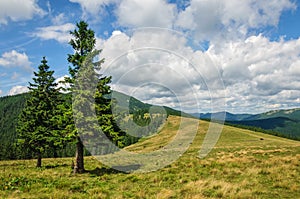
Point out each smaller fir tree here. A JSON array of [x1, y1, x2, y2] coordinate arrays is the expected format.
[[17, 57, 62, 167]]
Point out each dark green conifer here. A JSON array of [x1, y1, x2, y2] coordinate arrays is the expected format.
[[66, 21, 124, 173], [17, 57, 61, 167]]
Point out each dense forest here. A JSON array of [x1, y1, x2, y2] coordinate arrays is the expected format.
[[0, 93, 28, 160]]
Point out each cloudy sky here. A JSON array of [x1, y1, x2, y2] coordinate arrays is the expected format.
[[0, 0, 299, 114]]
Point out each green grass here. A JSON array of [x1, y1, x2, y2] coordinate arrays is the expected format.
[[1, 116, 300, 198]]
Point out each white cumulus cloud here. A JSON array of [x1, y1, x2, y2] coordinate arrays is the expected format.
[[97, 29, 225, 113], [96, 24, 300, 113], [116, 0, 177, 28], [206, 34, 300, 113], [0, 50, 33, 72], [55, 75, 70, 92], [8, 86, 29, 96], [175, 0, 296, 42], [0, 0, 46, 25]]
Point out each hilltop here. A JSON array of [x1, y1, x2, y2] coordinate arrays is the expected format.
[[0, 115, 299, 198]]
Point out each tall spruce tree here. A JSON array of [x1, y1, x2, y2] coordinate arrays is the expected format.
[[66, 21, 95, 173], [17, 57, 61, 167], [67, 21, 124, 173]]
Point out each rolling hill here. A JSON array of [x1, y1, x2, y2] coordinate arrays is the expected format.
[[193, 108, 300, 140], [110, 90, 192, 117], [0, 115, 299, 198], [191, 112, 253, 121]]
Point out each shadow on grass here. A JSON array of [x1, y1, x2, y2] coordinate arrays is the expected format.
[[45, 163, 69, 169], [87, 164, 142, 176]]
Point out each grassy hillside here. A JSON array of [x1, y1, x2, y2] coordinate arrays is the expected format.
[[246, 109, 300, 139], [195, 109, 300, 140], [227, 117, 300, 139], [1, 116, 299, 198]]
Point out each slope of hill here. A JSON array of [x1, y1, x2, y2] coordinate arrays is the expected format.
[[227, 117, 299, 139], [0, 115, 299, 198], [251, 108, 300, 120], [192, 112, 253, 121], [0, 93, 29, 140], [110, 90, 192, 117], [0, 93, 29, 159], [0, 91, 192, 160], [193, 108, 300, 140], [227, 108, 300, 140]]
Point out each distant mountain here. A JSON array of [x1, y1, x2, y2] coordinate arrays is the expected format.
[[248, 108, 300, 121], [192, 108, 300, 140], [191, 112, 253, 121]]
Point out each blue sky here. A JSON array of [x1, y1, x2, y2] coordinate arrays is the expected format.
[[0, 0, 300, 114]]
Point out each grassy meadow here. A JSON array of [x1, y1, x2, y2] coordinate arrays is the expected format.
[[1, 116, 299, 198]]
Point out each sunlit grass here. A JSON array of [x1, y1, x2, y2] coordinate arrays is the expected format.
[[1, 116, 299, 198]]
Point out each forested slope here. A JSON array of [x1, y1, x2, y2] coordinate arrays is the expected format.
[[0, 91, 191, 160]]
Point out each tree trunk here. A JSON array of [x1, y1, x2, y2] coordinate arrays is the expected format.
[[36, 152, 42, 167], [53, 148, 58, 158], [73, 137, 85, 174]]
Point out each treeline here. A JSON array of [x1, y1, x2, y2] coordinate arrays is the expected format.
[[224, 122, 300, 141], [0, 90, 173, 162], [202, 117, 300, 141], [0, 93, 91, 161], [0, 92, 168, 161], [117, 109, 167, 146]]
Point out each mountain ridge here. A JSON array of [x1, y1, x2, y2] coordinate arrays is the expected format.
[[191, 108, 300, 139]]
